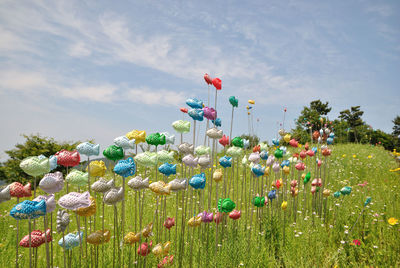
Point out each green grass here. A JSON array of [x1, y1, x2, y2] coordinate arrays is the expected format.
[[0, 143, 399, 267]]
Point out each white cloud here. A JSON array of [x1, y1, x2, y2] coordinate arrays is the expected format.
[[69, 42, 92, 57], [60, 85, 117, 103], [126, 87, 185, 107], [365, 4, 393, 17], [0, 26, 32, 53], [0, 70, 48, 92]]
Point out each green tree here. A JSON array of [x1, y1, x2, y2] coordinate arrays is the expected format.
[[293, 100, 332, 143], [392, 115, 400, 136], [339, 106, 364, 143], [296, 100, 332, 130], [370, 129, 396, 151], [0, 134, 82, 184]]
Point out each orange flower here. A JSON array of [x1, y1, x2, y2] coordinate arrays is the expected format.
[[388, 217, 399, 225]]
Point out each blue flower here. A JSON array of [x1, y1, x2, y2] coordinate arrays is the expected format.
[[243, 139, 250, 149], [188, 109, 204, 121], [114, 136, 135, 149], [114, 157, 136, 178], [58, 232, 83, 250], [251, 164, 265, 177], [327, 137, 334, 145], [219, 156, 232, 168], [364, 197, 372, 207], [186, 98, 203, 109], [76, 142, 100, 157], [49, 155, 58, 171], [312, 147, 318, 154], [272, 139, 279, 146], [212, 118, 221, 127], [281, 160, 290, 167], [260, 151, 268, 160], [267, 190, 276, 200], [189, 173, 206, 189], [10, 200, 46, 220], [158, 163, 177, 177]]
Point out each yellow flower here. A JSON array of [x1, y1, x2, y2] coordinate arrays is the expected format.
[[87, 160, 107, 177], [281, 201, 288, 210], [388, 217, 399, 225], [367, 155, 372, 159], [342, 154, 346, 158], [389, 168, 400, 172], [353, 154, 356, 158]]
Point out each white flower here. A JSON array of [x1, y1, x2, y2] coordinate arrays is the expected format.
[[344, 230, 349, 234], [373, 245, 378, 249], [341, 240, 346, 244]]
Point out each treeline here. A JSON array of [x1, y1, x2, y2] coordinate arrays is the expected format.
[[291, 100, 400, 151]]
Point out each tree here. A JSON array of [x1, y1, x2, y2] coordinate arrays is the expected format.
[[296, 100, 332, 131], [392, 115, 400, 136], [339, 106, 364, 143], [0, 134, 83, 184], [240, 134, 260, 148], [370, 129, 395, 151], [293, 100, 332, 143]]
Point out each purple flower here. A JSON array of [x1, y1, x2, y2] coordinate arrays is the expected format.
[[203, 107, 217, 120], [198, 211, 213, 223]]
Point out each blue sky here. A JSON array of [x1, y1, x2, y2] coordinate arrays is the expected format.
[[0, 0, 399, 159]]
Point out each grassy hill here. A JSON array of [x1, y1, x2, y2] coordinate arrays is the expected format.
[[0, 143, 399, 267]]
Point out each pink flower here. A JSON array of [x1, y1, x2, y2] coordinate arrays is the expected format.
[[358, 181, 368, 187], [163, 217, 175, 230], [214, 212, 223, 224]]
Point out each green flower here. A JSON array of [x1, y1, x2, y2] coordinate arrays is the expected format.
[[252, 196, 265, 207], [229, 96, 238, 107], [231, 137, 244, 148], [218, 198, 236, 213]]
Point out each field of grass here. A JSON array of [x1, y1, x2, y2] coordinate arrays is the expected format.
[[0, 143, 399, 267]]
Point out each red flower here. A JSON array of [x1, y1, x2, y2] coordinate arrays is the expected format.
[[55, 150, 80, 167], [9, 182, 31, 198], [180, 107, 188, 113], [204, 73, 212, 85], [219, 135, 229, 147], [353, 239, 361, 246], [253, 145, 260, 153], [212, 78, 221, 90], [228, 210, 241, 220], [289, 139, 298, 148], [138, 241, 152, 256], [163, 217, 175, 230], [304, 142, 309, 150]]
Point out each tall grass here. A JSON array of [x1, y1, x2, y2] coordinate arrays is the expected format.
[[0, 143, 399, 267]]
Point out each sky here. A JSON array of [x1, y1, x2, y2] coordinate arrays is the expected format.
[[0, 0, 399, 159]]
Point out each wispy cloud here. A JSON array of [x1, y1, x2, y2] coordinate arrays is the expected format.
[[126, 87, 186, 107], [364, 3, 394, 17], [68, 42, 92, 57]]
